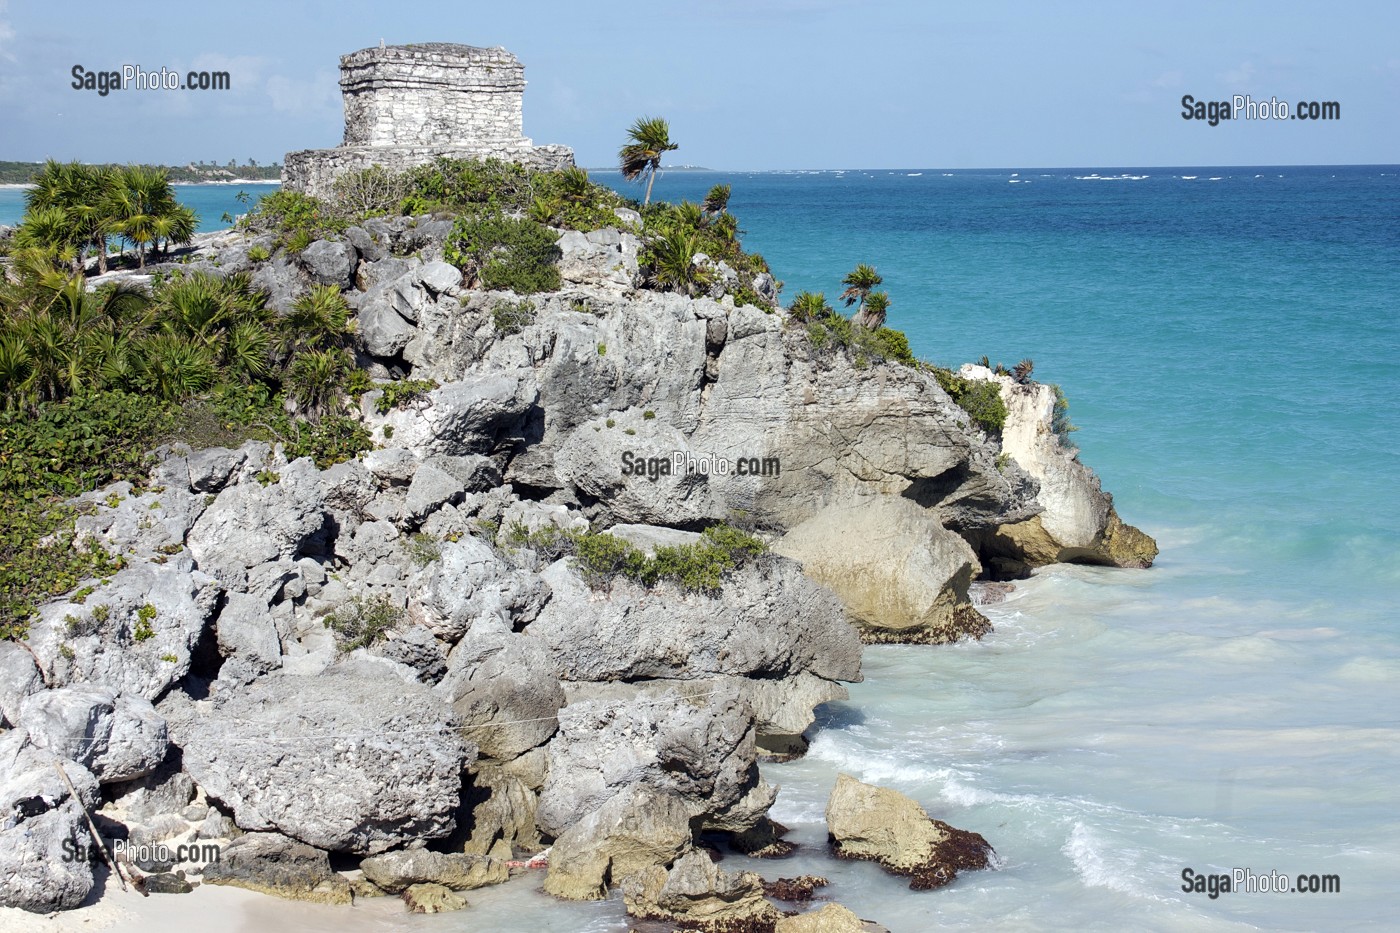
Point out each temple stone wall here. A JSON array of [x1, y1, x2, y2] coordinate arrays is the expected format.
[[283, 42, 572, 198]]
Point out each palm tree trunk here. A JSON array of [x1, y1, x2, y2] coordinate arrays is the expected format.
[[644, 165, 657, 206]]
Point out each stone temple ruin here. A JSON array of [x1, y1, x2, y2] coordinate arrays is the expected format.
[[282, 42, 573, 198]]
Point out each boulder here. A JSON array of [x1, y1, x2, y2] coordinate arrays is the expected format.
[[418, 260, 462, 296], [775, 496, 991, 644], [542, 785, 692, 900], [300, 238, 356, 288], [433, 631, 564, 759], [201, 831, 351, 904], [0, 733, 100, 912], [776, 903, 889, 933], [358, 849, 507, 893], [365, 374, 537, 458], [403, 461, 463, 523], [402, 882, 468, 913], [359, 299, 418, 357], [621, 849, 780, 931], [23, 563, 221, 701], [530, 554, 862, 684], [177, 662, 471, 853], [537, 688, 763, 839], [20, 685, 167, 783], [214, 591, 283, 674], [825, 774, 993, 890], [458, 764, 543, 856], [104, 752, 195, 821], [408, 536, 550, 643]]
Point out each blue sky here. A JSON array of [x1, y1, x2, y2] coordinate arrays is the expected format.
[[0, 0, 1395, 169]]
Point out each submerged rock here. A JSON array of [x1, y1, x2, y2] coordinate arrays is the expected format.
[[402, 881, 469, 913], [825, 773, 993, 890], [358, 848, 507, 893], [775, 903, 889, 933], [543, 785, 692, 901]]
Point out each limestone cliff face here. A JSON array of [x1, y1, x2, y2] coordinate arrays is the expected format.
[[956, 365, 1158, 576]]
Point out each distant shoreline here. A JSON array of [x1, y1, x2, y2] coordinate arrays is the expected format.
[[1, 179, 280, 190]]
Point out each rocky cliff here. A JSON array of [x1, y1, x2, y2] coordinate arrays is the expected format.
[[2, 206, 1153, 926]]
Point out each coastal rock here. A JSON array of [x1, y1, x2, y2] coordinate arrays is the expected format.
[[0, 734, 100, 912], [186, 458, 329, 587], [774, 496, 991, 644], [201, 831, 351, 904], [530, 555, 862, 685], [825, 774, 993, 890], [433, 631, 564, 760], [23, 563, 221, 701], [104, 754, 196, 821], [775, 903, 888, 933], [177, 662, 471, 853], [537, 688, 763, 839], [19, 685, 167, 783], [0, 642, 43, 727], [358, 849, 507, 893], [542, 785, 692, 901], [214, 591, 284, 674], [408, 536, 550, 643], [301, 238, 357, 288], [458, 764, 542, 855], [402, 882, 469, 913], [365, 373, 537, 457], [249, 254, 306, 314], [959, 366, 1158, 574], [621, 848, 780, 931], [359, 297, 419, 357]]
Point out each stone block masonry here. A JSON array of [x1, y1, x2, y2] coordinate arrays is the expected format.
[[283, 42, 573, 198]]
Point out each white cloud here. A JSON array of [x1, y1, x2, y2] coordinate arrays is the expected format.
[[1221, 62, 1255, 86]]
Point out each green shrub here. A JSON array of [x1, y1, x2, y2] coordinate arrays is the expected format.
[[374, 378, 439, 414], [246, 243, 271, 263], [1051, 384, 1080, 448], [282, 415, 373, 469], [443, 212, 561, 294], [932, 368, 1007, 433], [322, 593, 400, 652], [568, 523, 767, 595], [407, 533, 442, 567], [242, 189, 345, 250], [133, 604, 156, 642], [491, 299, 536, 336]]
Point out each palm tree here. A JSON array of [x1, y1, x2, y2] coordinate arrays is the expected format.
[[840, 263, 883, 314], [788, 291, 832, 323], [854, 291, 891, 330], [703, 183, 731, 215], [107, 165, 179, 269], [618, 116, 678, 206]]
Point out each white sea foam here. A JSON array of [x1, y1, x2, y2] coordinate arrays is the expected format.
[[1062, 823, 1170, 902]]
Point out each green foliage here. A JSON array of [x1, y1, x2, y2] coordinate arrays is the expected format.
[[322, 593, 400, 653], [643, 410, 656, 420], [246, 244, 271, 263], [840, 263, 883, 310], [490, 298, 537, 336], [596, 343, 607, 356], [330, 165, 407, 221], [0, 159, 281, 186], [374, 379, 439, 414], [281, 415, 373, 469], [619, 116, 679, 205], [70, 586, 95, 605], [132, 603, 156, 642], [932, 368, 1008, 433], [407, 533, 442, 567], [242, 189, 346, 251], [1050, 383, 1080, 448], [797, 297, 916, 369], [571, 523, 768, 595], [1012, 358, 1035, 384], [444, 212, 561, 294]]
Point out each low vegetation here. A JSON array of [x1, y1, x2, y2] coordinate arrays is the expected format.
[[506, 521, 767, 596], [321, 592, 401, 652]]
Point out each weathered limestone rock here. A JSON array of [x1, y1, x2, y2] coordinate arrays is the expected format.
[[434, 631, 564, 759], [358, 848, 507, 893], [775, 903, 889, 933], [459, 764, 542, 855], [621, 849, 780, 931], [775, 496, 991, 645], [542, 785, 692, 900], [365, 373, 537, 458], [104, 753, 195, 821], [23, 563, 221, 701], [177, 662, 471, 853], [301, 238, 356, 288], [960, 365, 1157, 574], [825, 774, 993, 890], [401, 881, 469, 913], [0, 734, 100, 912], [202, 832, 351, 904], [214, 591, 284, 674], [531, 556, 862, 685], [537, 688, 763, 840], [408, 536, 550, 643], [0, 641, 43, 727], [19, 685, 167, 783]]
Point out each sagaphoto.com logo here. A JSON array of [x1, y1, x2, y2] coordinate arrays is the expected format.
[[72, 64, 231, 97]]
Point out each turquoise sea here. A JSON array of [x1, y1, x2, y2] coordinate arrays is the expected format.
[[10, 168, 1399, 931], [0, 182, 280, 232]]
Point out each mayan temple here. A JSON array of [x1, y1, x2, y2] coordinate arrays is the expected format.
[[282, 42, 573, 197]]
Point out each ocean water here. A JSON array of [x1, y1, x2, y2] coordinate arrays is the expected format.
[[0, 182, 279, 231], [594, 167, 1400, 931], [18, 167, 1398, 930]]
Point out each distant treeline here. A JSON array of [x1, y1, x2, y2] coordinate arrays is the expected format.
[[0, 160, 282, 185]]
